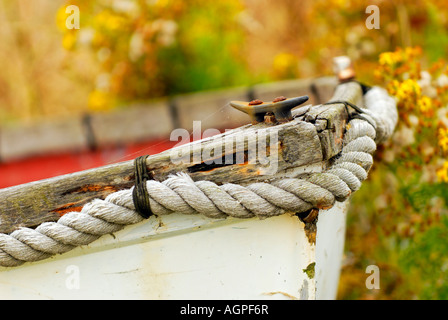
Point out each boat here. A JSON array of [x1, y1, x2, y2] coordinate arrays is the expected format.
[[0, 57, 397, 300]]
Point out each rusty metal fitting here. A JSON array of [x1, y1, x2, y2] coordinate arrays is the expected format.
[[297, 208, 319, 223], [230, 95, 309, 124], [272, 96, 287, 103], [249, 99, 263, 106], [263, 112, 276, 124], [333, 56, 356, 82]]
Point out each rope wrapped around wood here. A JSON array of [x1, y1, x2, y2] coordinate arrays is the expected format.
[[0, 86, 397, 267]]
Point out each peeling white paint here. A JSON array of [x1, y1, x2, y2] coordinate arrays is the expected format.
[[0, 206, 346, 299], [315, 201, 348, 300]]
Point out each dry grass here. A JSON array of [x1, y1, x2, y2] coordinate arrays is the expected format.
[[0, 0, 96, 126]]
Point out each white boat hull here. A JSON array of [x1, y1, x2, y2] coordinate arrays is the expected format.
[[0, 202, 347, 300]]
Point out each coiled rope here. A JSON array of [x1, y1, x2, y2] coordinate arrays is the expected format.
[[0, 86, 397, 267]]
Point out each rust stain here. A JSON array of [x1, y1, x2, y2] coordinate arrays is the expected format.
[[301, 208, 319, 223], [54, 184, 121, 216], [236, 161, 250, 167], [272, 96, 287, 103], [53, 185, 122, 216], [50, 202, 83, 216], [297, 209, 319, 245], [316, 203, 334, 210], [314, 196, 335, 210], [304, 221, 317, 245], [236, 164, 259, 175], [335, 135, 343, 146], [249, 99, 263, 105], [335, 126, 345, 145], [264, 113, 276, 124], [69, 184, 119, 194]]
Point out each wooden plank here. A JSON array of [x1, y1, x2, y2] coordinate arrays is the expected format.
[[0, 81, 363, 235], [0, 118, 323, 234], [304, 81, 363, 160], [311, 76, 338, 104], [89, 99, 173, 146], [0, 117, 88, 161], [0, 78, 335, 162]]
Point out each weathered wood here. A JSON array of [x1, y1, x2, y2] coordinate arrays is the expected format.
[[0, 118, 322, 234], [0, 118, 88, 161], [0, 77, 337, 162], [303, 81, 363, 160], [89, 99, 173, 146], [310, 76, 338, 104], [0, 81, 363, 235]]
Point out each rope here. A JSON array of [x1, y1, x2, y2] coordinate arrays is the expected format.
[[0, 87, 394, 267], [132, 154, 154, 219]]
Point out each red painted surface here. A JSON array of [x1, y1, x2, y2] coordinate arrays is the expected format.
[[0, 138, 178, 189]]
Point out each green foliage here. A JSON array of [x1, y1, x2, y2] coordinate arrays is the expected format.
[[2, 0, 448, 299], [156, 4, 251, 95], [422, 3, 448, 63], [59, 0, 255, 111], [399, 215, 448, 299], [339, 46, 448, 299]]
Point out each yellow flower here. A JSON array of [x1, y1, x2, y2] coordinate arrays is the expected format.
[[88, 90, 112, 111], [436, 161, 448, 183], [394, 79, 421, 108], [272, 53, 298, 79], [62, 32, 77, 50], [376, 47, 422, 83], [95, 10, 126, 31], [386, 79, 400, 95], [418, 96, 433, 114], [439, 128, 448, 154], [405, 46, 422, 59], [379, 52, 397, 66], [56, 6, 69, 31]]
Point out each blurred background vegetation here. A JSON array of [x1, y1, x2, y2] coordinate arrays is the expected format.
[[1, 0, 448, 299]]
